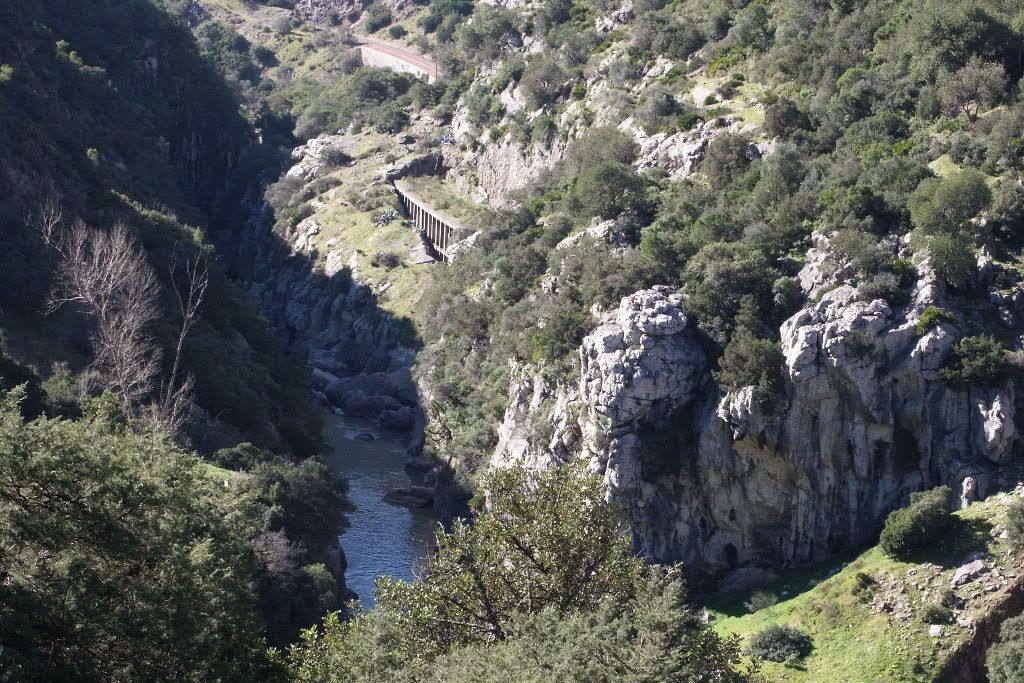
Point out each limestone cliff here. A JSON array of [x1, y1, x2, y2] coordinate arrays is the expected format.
[[486, 278, 1019, 588]]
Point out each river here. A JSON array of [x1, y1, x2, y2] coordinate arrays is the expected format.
[[322, 412, 437, 607]]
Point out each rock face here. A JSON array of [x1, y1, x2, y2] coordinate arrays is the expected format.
[[487, 281, 1018, 587], [216, 137, 420, 429]]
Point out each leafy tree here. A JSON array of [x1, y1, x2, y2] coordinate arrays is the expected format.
[[908, 170, 992, 235], [392, 578, 751, 682], [456, 6, 521, 60], [374, 464, 648, 654], [714, 331, 785, 405], [0, 391, 279, 683], [366, 101, 409, 133], [520, 56, 567, 109], [938, 57, 1006, 122], [702, 133, 755, 189], [571, 161, 647, 219], [287, 465, 752, 682], [684, 242, 778, 343], [922, 232, 976, 289], [763, 97, 809, 139], [564, 126, 639, 177], [364, 3, 392, 32], [987, 110, 1024, 176], [908, 1, 1019, 74]]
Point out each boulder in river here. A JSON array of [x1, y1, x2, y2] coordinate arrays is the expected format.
[[384, 486, 434, 508]]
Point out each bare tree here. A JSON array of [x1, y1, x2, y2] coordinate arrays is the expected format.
[[44, 219, 162, 416], [154, 254, 208, 435], [34, 204, 211, 435]]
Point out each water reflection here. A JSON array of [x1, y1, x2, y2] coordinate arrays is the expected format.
[[322, 412, 436, 607]]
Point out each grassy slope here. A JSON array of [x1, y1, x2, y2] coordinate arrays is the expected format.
[[708, 494, 1024, 682]]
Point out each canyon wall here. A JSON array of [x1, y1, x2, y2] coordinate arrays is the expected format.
[[485, 273, 1020, 588]]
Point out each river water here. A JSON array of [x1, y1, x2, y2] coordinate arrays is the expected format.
[[322, 412, 436, 607]]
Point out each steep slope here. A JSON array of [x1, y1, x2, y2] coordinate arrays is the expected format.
[[0, 0, 322, 454], [408, 0, 1024, 588]]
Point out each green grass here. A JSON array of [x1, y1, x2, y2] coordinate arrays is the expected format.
[[296, 131, 436, 321], [686, 73, 767, 130], [708, 495, 1019, 682]]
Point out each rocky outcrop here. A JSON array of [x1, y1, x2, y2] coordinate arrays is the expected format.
[[218, 137, 421, 429], [293, 0, 367, 22], [486, 280, 1019, 588], [444, 130, 567, 207]]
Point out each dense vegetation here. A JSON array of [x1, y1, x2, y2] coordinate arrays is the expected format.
[[5, 0, 1024, 680], [0, 0, 351, 674], [0, 0, 323, 454], [0, 355, 346, 680], [287, 465, 753, 682], [413, 0, 1024, 491]]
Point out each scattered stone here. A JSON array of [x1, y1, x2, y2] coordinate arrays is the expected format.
[[951, 559, 989, 586], [929, 625, 944, 638]]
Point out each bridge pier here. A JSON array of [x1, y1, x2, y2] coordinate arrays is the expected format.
[[392, 179, 465, 263]]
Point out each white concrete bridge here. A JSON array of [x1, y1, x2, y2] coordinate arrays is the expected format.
[[393, 179, 466, 261]]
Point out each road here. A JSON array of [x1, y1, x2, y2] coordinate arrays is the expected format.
[[355, 34, 440, 82]]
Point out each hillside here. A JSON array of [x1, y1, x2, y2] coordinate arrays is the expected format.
[[711, 489, 1024, 682], [4, 0, 1024, 681]]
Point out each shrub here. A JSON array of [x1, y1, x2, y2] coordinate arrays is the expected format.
[[1006, 499, 1024, 548], [851, 571, 877, 598], [371, 251, 401, 270], [939, 335, 1007, 387], [563, 126, 638, 177], [388, 25, 408, 39], [915, 306, 956, 335], [702, 133, 754, 189], [715, 332, 784, 396], [367, 102, 409, 133], [571, 161, 647, 219], [321, 148, 353, 167], [764, 97, 809, 138], [364, 3, 393, 32], [844, 328, 875, 358], [745, 624, 813, 662], [988, 614, 1024, 683], [744, 590, 778, 613], [879, 486, 952, 559], [857, 272, 905, 305], [519, 56, 566, 109], [920, 603, 954, 624]]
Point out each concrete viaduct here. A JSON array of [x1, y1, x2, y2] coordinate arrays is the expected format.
[[356, 36, 439, 84], [393, 179, 465, 262]]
